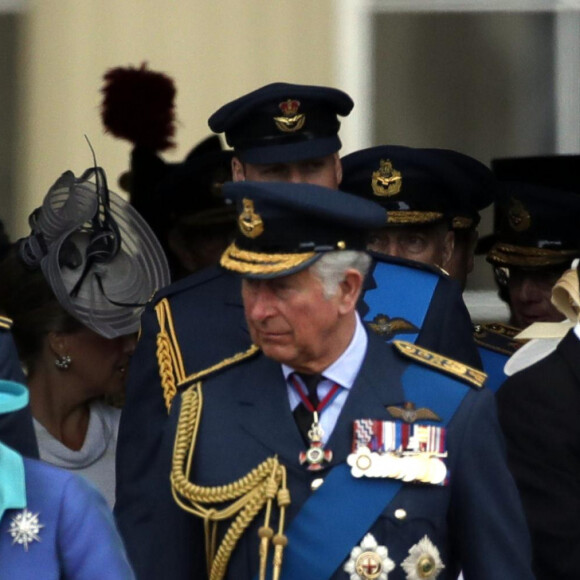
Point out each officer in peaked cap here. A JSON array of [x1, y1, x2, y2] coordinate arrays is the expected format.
[[145, 180, 534, 580], [341, 145, 496, 290], [486, 155, 580, 330], [208, 82, 352, 187], [115, 87, 480, 575]]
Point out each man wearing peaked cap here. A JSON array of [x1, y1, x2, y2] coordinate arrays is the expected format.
[[116, 86, 480, 575], [146, 180, 534, 580], [209, 82, 352, 186], [341, 145, 496, 290], [485, 155, 580, 330]]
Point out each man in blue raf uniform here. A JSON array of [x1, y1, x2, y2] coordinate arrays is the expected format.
[[476, 155, 580, 390], [115, 84, 479, 574], [145, 181, 533, 579]]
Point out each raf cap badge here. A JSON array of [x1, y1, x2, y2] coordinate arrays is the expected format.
[[274, 98, 306, 133], [507, 197, 531, 232], [8, 509, 44, 551], [401, 536, 445, 580], [238, 198, 264, 238], [371, 159, 402, 197], [344, 533, 395, 580]]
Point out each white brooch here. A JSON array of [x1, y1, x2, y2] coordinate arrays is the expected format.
[[8, 509, 44, 551], [343, 533, 395, 580], [401, 535, 445, 579]]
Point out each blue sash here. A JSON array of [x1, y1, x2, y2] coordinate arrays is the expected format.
[[362, 259, 439, 344], [256, 360, 470, 580], [477, 346, 508, 393]]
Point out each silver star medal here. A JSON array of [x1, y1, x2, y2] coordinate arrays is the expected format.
[[8, 509, 44, 551], [401, 535, 445, 580], [343, 533, 395, 579]]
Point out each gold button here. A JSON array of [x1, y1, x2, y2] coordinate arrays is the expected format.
[[394, 508, 407, 520], [311, 478, 324, 491]]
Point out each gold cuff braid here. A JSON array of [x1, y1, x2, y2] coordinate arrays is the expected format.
[[171, 383, 289, 580]]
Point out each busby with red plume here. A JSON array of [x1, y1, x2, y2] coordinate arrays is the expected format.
[[101, 63, 176, 151]]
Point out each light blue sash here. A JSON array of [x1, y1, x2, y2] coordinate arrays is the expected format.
[[362, 259, 439, 344]]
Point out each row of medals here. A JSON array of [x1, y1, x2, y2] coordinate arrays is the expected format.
[[348, 446, 448, 485]]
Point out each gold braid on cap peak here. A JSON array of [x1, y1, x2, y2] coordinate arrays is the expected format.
[[220, 242, 316, 275], [171, 383, 290, 580], [386, 211, 443, 225], [488, 243, 579, 268]]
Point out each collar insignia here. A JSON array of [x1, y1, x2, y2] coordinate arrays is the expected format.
[[371, 159, 402, 197], [274, 99, 306, 133], [238, 198, 264, 238], [8, 509, 44, 551], [368, 314, 418, 340], [507, 197, 531, 232], [401, 535, 445, 579], [386, 402, 442, 424], [343, 533, 395, 579]]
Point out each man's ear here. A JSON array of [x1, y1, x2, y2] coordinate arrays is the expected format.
[[231, 157, 246, 182], [334, 153, 343, 186], [441, 230, 456, 270], [337, 269, 364, 314]]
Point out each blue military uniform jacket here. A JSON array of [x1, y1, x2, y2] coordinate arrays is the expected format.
[[115, 258, 481, 575], [143, 331, 533, 580], [473, 322, 523, 393], [0, 321, 38, 458], [0, 457, 134, 579]]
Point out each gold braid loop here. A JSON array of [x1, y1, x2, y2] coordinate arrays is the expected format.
[[156, 330, 176, 411], [171, 383, 289, 580]]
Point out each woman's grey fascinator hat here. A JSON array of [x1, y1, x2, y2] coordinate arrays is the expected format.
[[19, 166, 170, 338]]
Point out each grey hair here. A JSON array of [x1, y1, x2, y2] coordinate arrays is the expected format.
[[310, 250, 371, 299]]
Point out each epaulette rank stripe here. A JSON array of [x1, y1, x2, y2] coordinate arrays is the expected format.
[[393, 340, 487, 389], [178, 344, 260, 390], [0, 316, 13, 330], [473, 322, 524, 357]]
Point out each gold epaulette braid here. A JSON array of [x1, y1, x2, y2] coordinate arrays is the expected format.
[[156, 330, 176, 411], [171, 383, 290, 580]]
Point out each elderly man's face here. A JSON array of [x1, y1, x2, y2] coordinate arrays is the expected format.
[[507, 266, 566, 328], [242, 266, 358, 373], [367, 224, 454, 271], [231, 154, 342, 189]]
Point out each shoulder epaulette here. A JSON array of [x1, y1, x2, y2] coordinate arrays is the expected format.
[[0, 316, 13, 330], [153, 266, 225, 303], [393, 340, 487, 389], [154, 297, 258, 410], [473, 322, 525, 356]]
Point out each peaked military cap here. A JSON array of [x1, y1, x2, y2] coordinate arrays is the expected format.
[[220, 181, 385, 278], [208, 82, 353, 164], [341, 145, 495, 229], [484, 155, 580, 268]]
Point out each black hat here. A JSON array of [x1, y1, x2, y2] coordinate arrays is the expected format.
[[208, 82, 353, 164], [484, 155, 580, 268], [341, 145, 495, 228], [219, 181, 385, 278]]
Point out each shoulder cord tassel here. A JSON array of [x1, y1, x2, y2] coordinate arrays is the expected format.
[[171, 383, 290, 580]]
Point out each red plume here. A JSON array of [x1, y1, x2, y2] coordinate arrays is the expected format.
[[101, 62, 176, 151]]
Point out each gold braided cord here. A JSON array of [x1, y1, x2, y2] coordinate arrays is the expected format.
[[0, 315, 13, 330], [488, 243, 579, 267], [386, 211, 443, 224], [154, 300, 178, 411], [220, 242, 316, 275], [452, 216, 474, 229], [171, 383, 288, 580], [179, 345, 260, 387]]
